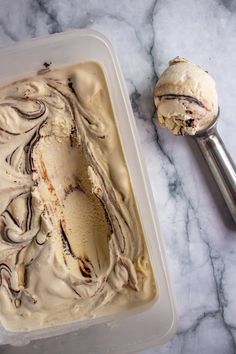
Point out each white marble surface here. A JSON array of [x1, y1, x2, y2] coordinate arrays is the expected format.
[[0, 0, 236, 353]]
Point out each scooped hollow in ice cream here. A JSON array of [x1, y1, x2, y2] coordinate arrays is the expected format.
[[154, 57, 218, 135]]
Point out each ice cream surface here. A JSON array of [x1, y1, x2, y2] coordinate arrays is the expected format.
[[154, 57, 218, 135], [0, 62, 156, 331]]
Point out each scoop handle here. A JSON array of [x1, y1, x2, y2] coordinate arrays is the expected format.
[[195, 126, 236, 223]]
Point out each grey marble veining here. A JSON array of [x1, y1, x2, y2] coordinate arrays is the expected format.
[[0, 0, 236, 353]]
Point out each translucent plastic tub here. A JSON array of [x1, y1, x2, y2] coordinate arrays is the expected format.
[[0, 30, 177, 352]]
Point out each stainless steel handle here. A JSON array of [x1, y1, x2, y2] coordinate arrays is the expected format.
[[195, 126, 236, 223]]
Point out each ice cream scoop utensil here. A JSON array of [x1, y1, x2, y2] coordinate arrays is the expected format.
[[194, 113, 236, 223], [154, 57, 236, 223]]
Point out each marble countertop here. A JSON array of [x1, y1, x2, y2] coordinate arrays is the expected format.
[[1, 0, 236, 354]]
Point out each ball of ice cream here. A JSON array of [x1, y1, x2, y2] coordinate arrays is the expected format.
[[154, 57, 218, 135]]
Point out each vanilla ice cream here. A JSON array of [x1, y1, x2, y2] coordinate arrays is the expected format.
[[154, 57, 218, 135], [0, 62, 156, 331]]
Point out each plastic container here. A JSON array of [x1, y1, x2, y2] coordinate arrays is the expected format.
[[0, 30, 177, 352]]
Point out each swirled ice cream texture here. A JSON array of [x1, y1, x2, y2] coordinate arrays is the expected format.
[[0, 62, 156, 331]]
